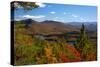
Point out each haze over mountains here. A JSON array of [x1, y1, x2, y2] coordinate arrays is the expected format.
[[14, 19, 97, 35], [66, 22, 97, 32]]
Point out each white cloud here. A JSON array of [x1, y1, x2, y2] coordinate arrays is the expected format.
[[15, 15, 46, 21], [50, 11, 56, 14], [36, 2, 46, 8], [80, 17, 86, 22], [64, 12, 67, 15], [80, 18, 84, 21], [55, 17, 59, 19], [71, 14, 79, 18], [53, 18, 65, 22], [22, 15, 45, 19], [70, 14, 87, 22]]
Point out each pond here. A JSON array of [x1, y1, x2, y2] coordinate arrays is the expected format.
[[67, 41, 76, 45]]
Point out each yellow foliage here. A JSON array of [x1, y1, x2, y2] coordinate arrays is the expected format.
[[44, 44, 58, 63]]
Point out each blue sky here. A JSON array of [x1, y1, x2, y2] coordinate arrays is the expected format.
[[14, 2, 97, 23]]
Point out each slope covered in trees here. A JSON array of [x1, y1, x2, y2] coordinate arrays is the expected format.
[[14, 21, 97, 65], [12, 1, 97, 65]]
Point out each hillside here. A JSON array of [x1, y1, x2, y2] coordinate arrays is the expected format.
[[14, 19, 97, 65], [23, 20, 80, 35], [66, 22, 97, 32]]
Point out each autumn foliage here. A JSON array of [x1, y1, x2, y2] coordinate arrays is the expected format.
[[14, 23, 97, 65]]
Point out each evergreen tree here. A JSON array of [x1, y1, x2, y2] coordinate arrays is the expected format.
[[75, 24, 96, 60], [11, 1, 39, 11], [75, 24, 90, 53]]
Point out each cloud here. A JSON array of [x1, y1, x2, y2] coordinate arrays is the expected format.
[[36, 2, 46, 8], [55, 17, 59, 19], [63, 12, 67, 15], [71, 14, 79, 18], [71, 14, 86, 22], [80, 17, 86, 22], [50, 11, 56, 14], [21, 15, 45, 19], [15, 15, 46, 21], [80, 18, 84, 21], [53, 18, 65, 22]]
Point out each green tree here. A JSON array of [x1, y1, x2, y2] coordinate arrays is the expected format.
[[75, 24, 90, 53], [11, 1, 39, 11], [11, 1, 39, 22], [75, 24, 96, 60]]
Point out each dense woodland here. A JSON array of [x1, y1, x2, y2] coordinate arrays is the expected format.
[[14, 20, 97, 65], [12, 1, 97, 65]]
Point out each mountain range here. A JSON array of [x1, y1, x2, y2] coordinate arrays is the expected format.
[[14, 19, 97, 35]]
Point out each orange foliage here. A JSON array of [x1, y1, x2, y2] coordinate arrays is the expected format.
[[67, 45, 80, 57], [59, 52, 70, 62], [66, 45, 81, 62], [44, 47, 52, 60], [44, 45, 57, 63], [87, 53, 96, 61]]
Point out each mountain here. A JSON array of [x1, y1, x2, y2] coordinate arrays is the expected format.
[[14, 19, 38, 24], [66, 22, 97, 32], [27, 20, 79, 35], [14, 19, 97, 35], [42, 20, 63, 24], [85, 22, 97, 32]]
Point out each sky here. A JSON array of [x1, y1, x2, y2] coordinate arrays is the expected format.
[[14, 2, 97, 23]]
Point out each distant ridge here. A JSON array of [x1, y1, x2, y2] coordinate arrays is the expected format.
[[14, 19, 97, 34]]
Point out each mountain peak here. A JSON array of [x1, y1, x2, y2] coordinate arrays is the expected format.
[[42, 20, 63, 24]]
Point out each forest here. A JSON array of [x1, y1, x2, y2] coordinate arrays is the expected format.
[[12, 1, 97, 65], [14, 20, 97, 65]]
